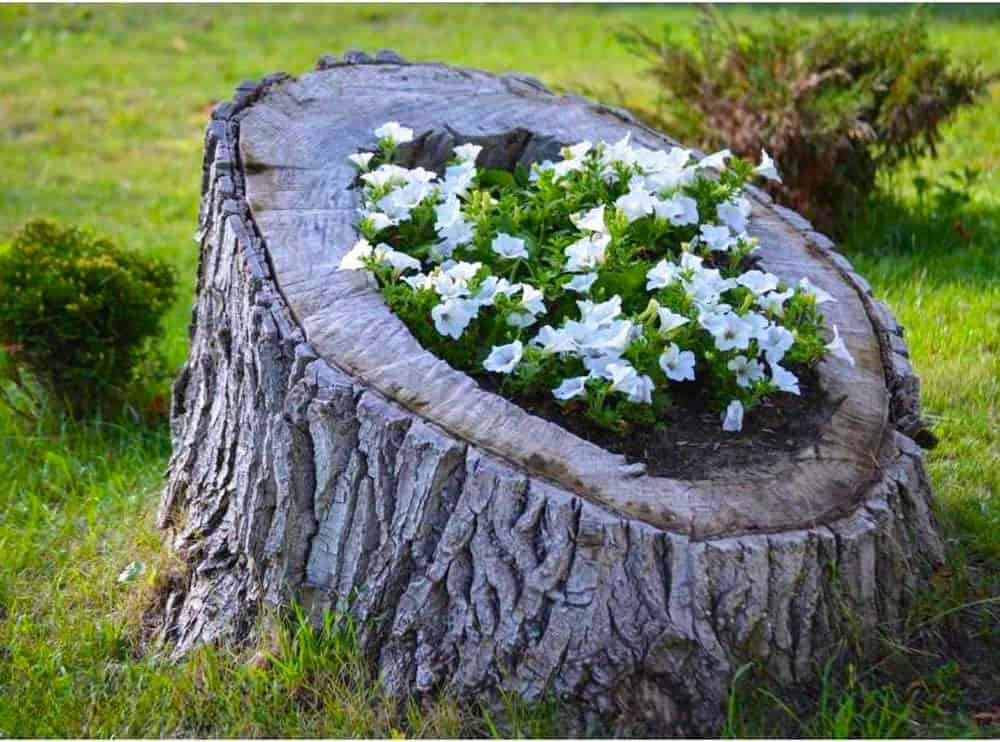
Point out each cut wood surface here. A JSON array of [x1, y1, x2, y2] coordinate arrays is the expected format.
[[153, 51, 944, 735]]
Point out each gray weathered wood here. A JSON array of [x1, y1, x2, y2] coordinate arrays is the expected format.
[[151, 53, 944, 735]]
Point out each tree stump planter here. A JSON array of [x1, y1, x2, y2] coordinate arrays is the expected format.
[[154, 51, 944, 735]]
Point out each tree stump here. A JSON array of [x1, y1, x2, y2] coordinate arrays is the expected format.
[[154, 51, 944, 735]]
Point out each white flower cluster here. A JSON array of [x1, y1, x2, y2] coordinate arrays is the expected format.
[[340, 123, 853, 432]]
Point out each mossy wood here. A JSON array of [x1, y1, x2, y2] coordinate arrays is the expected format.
[[153, 51, 943, 735]]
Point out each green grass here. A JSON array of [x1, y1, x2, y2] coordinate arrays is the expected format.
[[0, 4, 998, 737]]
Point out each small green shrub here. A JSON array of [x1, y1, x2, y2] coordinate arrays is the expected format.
[[0, 220, 177, 413], [619, 8, 990, 232]]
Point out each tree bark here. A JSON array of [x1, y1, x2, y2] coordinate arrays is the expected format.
[[152, 51, 944, 735]]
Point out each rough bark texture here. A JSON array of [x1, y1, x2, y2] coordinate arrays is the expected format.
[[152, 52, 944, 736]]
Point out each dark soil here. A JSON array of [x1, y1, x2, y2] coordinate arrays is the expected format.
[[485, 366, 838, 480]]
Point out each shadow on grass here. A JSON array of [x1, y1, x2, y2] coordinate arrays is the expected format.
[[837, 176, 1000, 290], [723, 554, 1000, 738]]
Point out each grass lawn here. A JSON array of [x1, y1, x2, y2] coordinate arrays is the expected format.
[[0, 3, 997, 737]]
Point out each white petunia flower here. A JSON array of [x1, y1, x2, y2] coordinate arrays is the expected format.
[[685, 279, 723, 310], [566, 311, 633, 361], [742, 311, 770, 339], [631, 375, 656, 404], [582, 353, 620, 380], [580, 320, 634, 358], [769, 363, 800, 395], [570, 204, 608, 234], [553, 375, 588, 401], [360, 164, 407, 189], [410, 166, 439, 183], [533, 325, 578, 355], [362, 211, 395, 232], [445, 261, 482, 283], [564, 233, 610, 273], [348, 152, 375, 171], [565, 272, 599, 294], [684, 269, 736, 308], [470, 275, 515, 307], [631, 147, 665, 172], [635, 145, 691, 175], [441, 161, 477, 200], [429, 242, 456, 263], [654, 194, 699, 226], [549, 157, 588, 181], [339, 238, 374, 271], [615, 182, 657, 223], [518, 284, 546, 315], [437, 216, 474, 244], [375, 121, 414, 145], [721, 400, 744, 432], [453, 142, 483, 163], [491, 232, 529, 260], [659, 343, 696, 382], [507, 283, 546, 327], [756, 149, 782, 182], [657, 307, 690, 334], [435, 219, 475, 258], [757, 323, 795, 364], [709, 312, 753, 352], [646, 259, 682, 291], [716, 197, 752, 233], [431, 261, 482, 298], [434, 196, 463, 229], [798, 277, 836, 305], [431, 298, 478, 339], [567, 140, 594, 159], [577, 295, 622, 328], [640, 148, 694, 191], [697, 303, 733, 332], [403, 273, 433, 291], [607, 362, 654, 404], [727, 355, 766, 388], [680, 252, 704, 272], [375, 245, 422, 273], [699, 223, 737, 253], [756, 288, 794, 316], [736, 270, 781, 296], [378, 179, 436, 221], [483, 340, 523, 374], [601, 133, 637, 169], [826, 325, 856, 367], [699, 148, 732, 171], [507, 312, 535, 328], [361, 163, 436, 190]]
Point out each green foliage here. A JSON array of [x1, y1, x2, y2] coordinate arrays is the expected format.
[[268, 604, 368, 693], [0, 220, 177, 413], [723, 655, 994, 739], [619, 7, 990, 232]]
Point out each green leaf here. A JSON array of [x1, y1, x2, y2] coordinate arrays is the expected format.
[[478, 168, 517, 190], [596, 264, 649, 312]]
